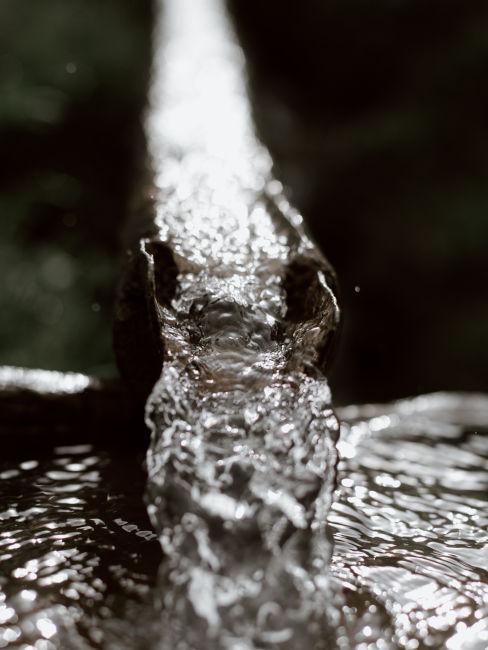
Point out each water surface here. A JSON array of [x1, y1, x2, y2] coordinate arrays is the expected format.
[[1, 393, 487, 648], [0, 441, 160, 649], [332, 393, 488, 649]]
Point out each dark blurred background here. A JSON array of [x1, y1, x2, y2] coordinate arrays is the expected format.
[[1, 0, 487, 403], [0, 0, 151, 376]]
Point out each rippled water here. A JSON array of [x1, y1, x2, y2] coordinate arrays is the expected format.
[[332, 393, 488, 649], [1, 393, 487, 648], [0, 441, 161, 649]]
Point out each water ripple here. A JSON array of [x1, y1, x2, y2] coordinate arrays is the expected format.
[[0, 443, 160, 649], [331, 393, 488, 649]]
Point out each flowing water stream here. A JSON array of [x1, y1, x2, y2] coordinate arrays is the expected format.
[[0, 0, 487, 648], [143, 0, 340, 646]]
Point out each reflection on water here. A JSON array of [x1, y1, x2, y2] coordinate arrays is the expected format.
[[1, 393, 487, 648], [332, 393, 488, 649], [0, 442, 161, 649]]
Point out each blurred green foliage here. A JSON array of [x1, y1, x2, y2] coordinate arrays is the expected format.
[[0, 0, 151, 375]]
